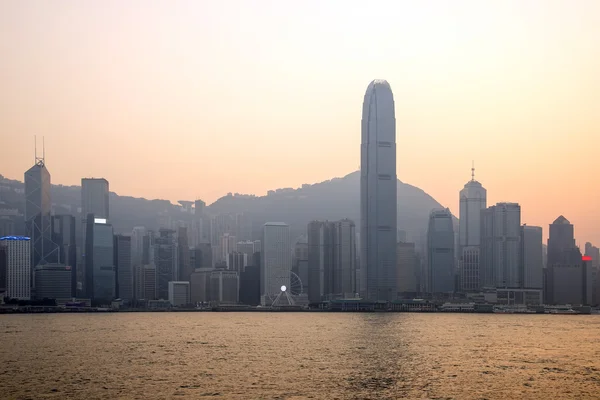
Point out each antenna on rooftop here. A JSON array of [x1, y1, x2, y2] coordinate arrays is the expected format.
[[34, 135, 46, 166], [471, 160, 475, 181]]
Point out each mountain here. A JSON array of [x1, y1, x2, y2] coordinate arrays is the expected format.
[[0, 171, 455, 245]]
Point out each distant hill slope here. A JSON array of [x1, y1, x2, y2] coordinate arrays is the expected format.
[[0, 171, 455, 244]]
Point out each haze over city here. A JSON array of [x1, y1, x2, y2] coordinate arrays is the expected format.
[[1, 0, 599, 247]]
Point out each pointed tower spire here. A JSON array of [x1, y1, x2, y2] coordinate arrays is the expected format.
[[471, 160, 475, 181]]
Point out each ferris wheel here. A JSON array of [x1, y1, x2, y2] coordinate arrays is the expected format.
[[268, 271, 303, 306]]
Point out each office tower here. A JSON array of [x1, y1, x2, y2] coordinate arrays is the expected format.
[[0, 209, 25, 238], [51, 214, 77, 296], [219, 233, 236, 265], [114, 234, 133, 302], [307, 220, 356, 302], [131, 227, 146, 268], [192, 243, 212, 269], [331, 219, 356, 298], [397, 242, 418, 295], [154, 228, 177, 300], [190, 268, 213, 304], [293, 238, 309, 297], [177, 227, 192, 282], [240, 263, 260, 306], [211, 213, 235, 247], [194, 200, 211, 246], [168, 281, 190, 306], [81, 178, 109, 220], [459, 166, 487, 250], [460, 247, 480, 292], [545, 216, 587, 304], [253, 240, 262, 253], [307, 221, 332, 303], [142, 230, 155, 265], [480, 203, 521, 289], [34, 264, 71, 300], [237, 240, 256, 258], [0, 246, 6, 294], [547, 216, 581, 266], [427, 209, 455, 294], [458, 166, 486, 292], [584, 242, 599, 268], [0, 236, 31, 299], [228, 252, 247, 273], [521, 225, 543, 289], [137, 264, 156, 301], [360, 79, 397, 301], [261, 222, 291, 305], [25, 155, 54, 269], [210, 270, 239, 304], [235, 213, 252, 241], [85, 215, 115, 302], [81, 178, 109, 248]]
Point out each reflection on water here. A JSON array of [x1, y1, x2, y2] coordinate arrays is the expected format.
[[1, 313, 599, 399]]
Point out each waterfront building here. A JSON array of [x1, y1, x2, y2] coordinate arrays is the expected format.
[[168, 281, 190, 307], [0, 236, 31, 299], [261, 222, 291, 305], [210, 270, 239, 304], [114, 234, 133, 302], [51, 214, 77, 296], [360, 79, 397, 301], [34, 264, 71, 300], [427, 209, 455, 294], [521, 225, 543, 290], [480, 203, 522, 289], [154, 228, 177, 300], [85, 215, 115, 303], [397, 242, 418, 296]]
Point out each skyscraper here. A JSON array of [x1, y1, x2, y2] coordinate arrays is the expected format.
[[51, 214, 77, 296], [360, 79, 397, 301], [154, 228, 177, 300], [331, 219, 356, 298], [545, 216, 586, 304], [521, 225, 543, 289], [0, 236, 31, 300], [81, 178, 109, 221], [396, 242, 419, 295], [85, 215, 115, 303], [177, 227, 192, 282], [81, 178, 109, 291], [458, 166, 486, 292], [427, 209, 455, 294], [261, 222, 291, 306], [25, 156, 54, 269], [307, 221, 332, 303], [114, 234, 133, 302], [480, 203, 522, 288]]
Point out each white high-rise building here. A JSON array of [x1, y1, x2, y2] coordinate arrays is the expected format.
[[0, 236, 31, 300], [261, 222, 291, 305], [458, 166, 486, 292], [360, 79, 397, 301]]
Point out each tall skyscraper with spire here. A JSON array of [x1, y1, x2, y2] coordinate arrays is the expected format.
[[458, 164, 487, 291], [24, 138, 57, 269], [360, 79, 397, 301]]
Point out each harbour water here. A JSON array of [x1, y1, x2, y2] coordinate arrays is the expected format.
[[1, 313, 599, 399]]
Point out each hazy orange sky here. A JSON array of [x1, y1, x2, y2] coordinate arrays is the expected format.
[[1, 1, 599, 246]]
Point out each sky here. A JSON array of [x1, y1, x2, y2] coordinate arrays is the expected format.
[[0, 0, 599, 246]]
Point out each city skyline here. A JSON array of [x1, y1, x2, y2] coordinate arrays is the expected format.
[[1, 1, 599, 247]]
